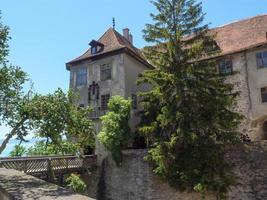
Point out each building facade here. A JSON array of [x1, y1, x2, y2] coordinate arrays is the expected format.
[[210, 15, 267, 140], [66, 15, 267, 144], [66, 28, 151, 157]]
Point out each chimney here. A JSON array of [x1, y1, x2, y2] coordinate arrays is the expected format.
[[129, 34, 133, 44], [123, 28, 133, 44]]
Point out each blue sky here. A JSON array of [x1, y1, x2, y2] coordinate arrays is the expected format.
[[0, 0, 267, 95]]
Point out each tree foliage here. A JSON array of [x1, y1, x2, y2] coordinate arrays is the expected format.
[[98, 96, 132, 165], [27, 140, 79, 156], [0, 11, 95, 155], [9, 144, 27, 157], [26, 89, 96, 153], [0, 12, 32, 154], [138, 0, 242, 198]]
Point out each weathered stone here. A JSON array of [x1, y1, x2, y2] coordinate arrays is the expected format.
[[94, 141, 267, 200]]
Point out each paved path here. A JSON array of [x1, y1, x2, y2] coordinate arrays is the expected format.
[[0, 168, 95, 200]]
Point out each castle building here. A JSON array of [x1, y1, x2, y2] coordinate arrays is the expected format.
[[66, 14, 267, 143], [66, 28, 151, 156]]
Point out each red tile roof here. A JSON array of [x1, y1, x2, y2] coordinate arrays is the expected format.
[[67, 15, 267, 68], [212, 14, 267, 57], [66, 28, 150, 68]]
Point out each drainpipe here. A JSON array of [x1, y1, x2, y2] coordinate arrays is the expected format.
[[244, 51, 252, 118]]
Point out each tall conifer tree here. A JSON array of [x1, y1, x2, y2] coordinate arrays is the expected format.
[[138, 0, 242, 198]]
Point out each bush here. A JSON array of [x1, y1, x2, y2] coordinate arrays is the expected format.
[[66, 173, 87, 194]]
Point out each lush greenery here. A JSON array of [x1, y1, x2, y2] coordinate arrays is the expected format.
[[26, 89, 95, 153], [98, 96, 132, 165], [9, 144, 27, 157], [138, 0, 242, 198], [27, 140, 79, 156], [66, 173, 87, 194], [0, 13, 95, 155]]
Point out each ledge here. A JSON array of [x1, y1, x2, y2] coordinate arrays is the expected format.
[[0, 168, 95, 200]]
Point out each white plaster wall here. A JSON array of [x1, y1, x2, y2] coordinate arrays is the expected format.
[[123, 53, 151, 131], [246, 47, 267, 119]]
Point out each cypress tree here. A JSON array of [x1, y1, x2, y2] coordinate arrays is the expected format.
[[138, 0, 242, 198]]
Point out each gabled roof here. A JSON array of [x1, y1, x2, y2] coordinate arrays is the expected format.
[[66, 28, 151, 69], [212, 14, 267, 57]]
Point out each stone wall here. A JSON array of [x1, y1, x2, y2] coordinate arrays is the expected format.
[[96, 141, 267, 200]]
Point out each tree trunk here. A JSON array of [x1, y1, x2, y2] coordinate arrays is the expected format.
[[0, 118, 27, 155]]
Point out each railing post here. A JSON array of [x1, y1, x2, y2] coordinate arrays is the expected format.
[[24, 160, 27, 173], [0, 161, 2, 168], [66, 158, 68, 170], [47, 158, 55, 182]]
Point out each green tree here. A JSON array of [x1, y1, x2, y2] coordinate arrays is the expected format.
[[9, 144, 27, 157], [0, 12, 32, 154], [138, 0, 242, 198], [0, 12, 95, 155], [27, 89, 95, 154], [27, 140, 79, 156], [98, 96, 132, 165]]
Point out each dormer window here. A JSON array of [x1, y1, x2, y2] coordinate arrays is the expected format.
[[89, 40, 104, 55], [91, 46, 97, 54]]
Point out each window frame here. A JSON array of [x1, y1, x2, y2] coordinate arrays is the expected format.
[[76, 67, 87, 87], [100, 64, 112, 81], [91, 46, 97, 54], [261, 87, 267, 103], [256, 51, 267, 68], [101, 94, 110, 110], [70, 71, 74, 87], [218, 58, 233, 75]]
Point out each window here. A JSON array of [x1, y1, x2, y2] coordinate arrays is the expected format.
[[100, 64, 112, 81], [261, 87, 267, 103], [256, 51, 267, 68], [218, 59, 233, 75], [101, 94, 110, 110], [91, 46, 97, 54], [76, 67, 87, 86], [70, 71, 74, 87], [131, 94, 137, 109]]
